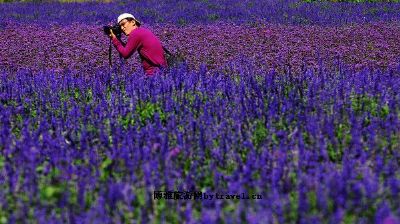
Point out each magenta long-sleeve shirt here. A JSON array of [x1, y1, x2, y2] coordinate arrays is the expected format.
[[112, 27, 167, 75]]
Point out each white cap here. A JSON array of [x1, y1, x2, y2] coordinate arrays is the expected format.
[[117, 13, 141, 26]]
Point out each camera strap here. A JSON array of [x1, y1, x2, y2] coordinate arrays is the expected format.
[[108, 38, 112, 68], [162, 46, 172, 56]]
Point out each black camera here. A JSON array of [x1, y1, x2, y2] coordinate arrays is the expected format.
[[103, 24, 122, 37]]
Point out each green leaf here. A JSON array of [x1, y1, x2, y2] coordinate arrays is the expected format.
[[0, 156, 4, 170], [252, 119, 268, 147], [100, 157, 113, 181], [0, 216, 7, 224]]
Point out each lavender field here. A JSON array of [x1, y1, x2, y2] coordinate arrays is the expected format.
[[1, 0, 400, 223]]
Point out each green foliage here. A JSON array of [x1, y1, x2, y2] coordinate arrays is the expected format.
[[343, 212, 356, 224], [287, 191, 299, 222], [38, 168, 68, 205], [252, 119, 268, 147], [0, 156, 4, 170], [136, 101, 166, 126], [198, 164, 214, 191], [331, 122, 350, 162], [153, 198, 167, 223], [0, 215, 7, 224], [100, 157, 113, 182], [307, 191, 318, 215], [350, 93, 390, 118], [132, 187, 146, 221], [117, 112, 135, 130], [11, 113, 22, 138], [327, 142, 343, 162]]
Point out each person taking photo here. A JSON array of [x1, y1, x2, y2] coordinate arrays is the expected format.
[[109, 13, 167, 76]]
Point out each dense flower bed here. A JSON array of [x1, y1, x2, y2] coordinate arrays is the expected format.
[[1, 64, 400, 223], [1, 0, 400, 26], [1, 21, 400, 74], [1, 0, 400, 223]]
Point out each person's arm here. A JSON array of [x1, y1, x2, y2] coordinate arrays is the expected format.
[[112, 34, 141, 59]]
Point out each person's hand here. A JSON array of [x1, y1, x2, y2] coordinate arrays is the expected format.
[[109, 29, 116, 39]]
